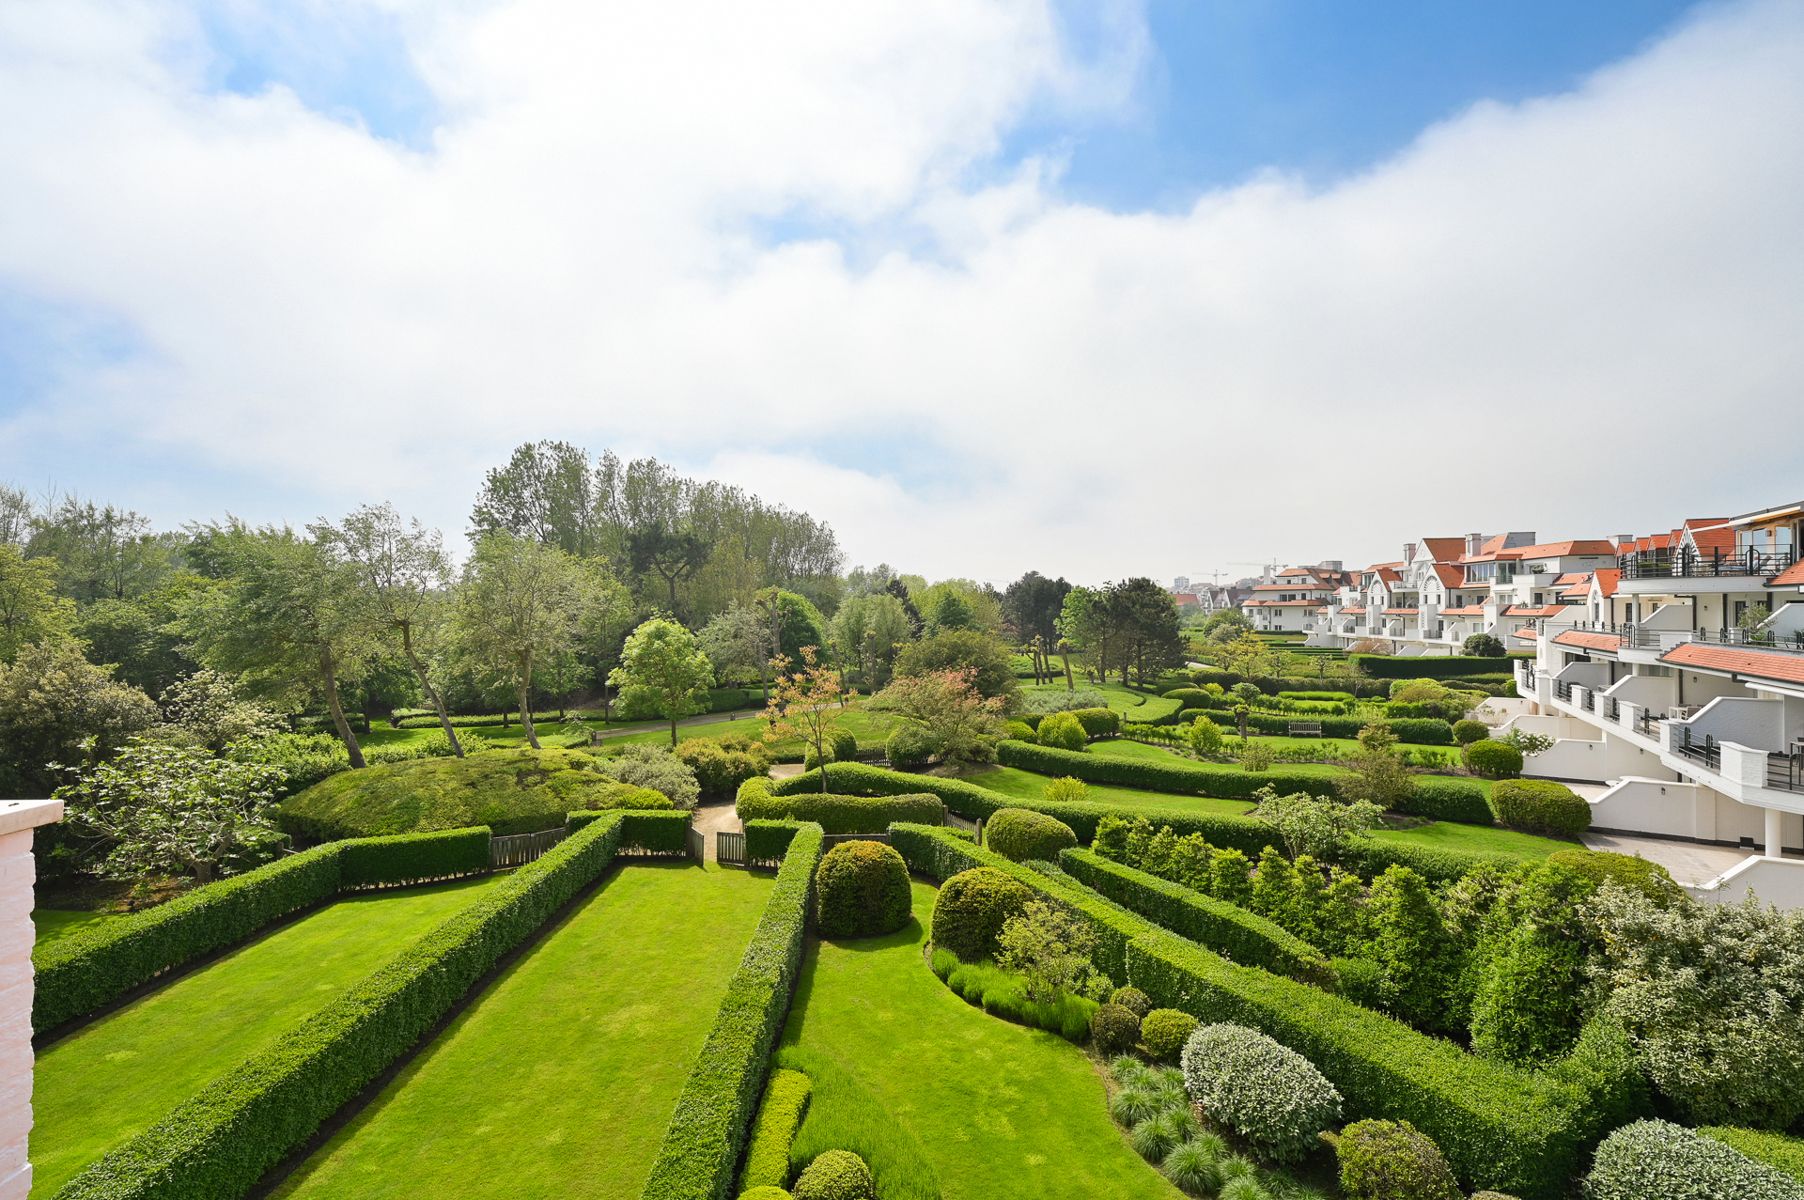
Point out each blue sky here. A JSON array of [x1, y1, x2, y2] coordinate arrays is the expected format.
[[3, 0, 1798, 581]]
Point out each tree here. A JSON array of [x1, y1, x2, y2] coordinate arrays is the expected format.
[[1336, 722, 1413, 810], [316, 504, 466, 756], [873, 667, 1007, 767], [24, 494, 180, 603], [830, 592, 912, 692], [996, 899, 1109, 1003], [628, 525, 710, 616], [1252, 787, 1384, 860], [700, 601, 776, 699], [1110, 577, 1185, 685], [612, 616, 713, 747], [58, 737, 286, 884], [1462, 633, 1506, 657], [0, 543, 75, 661], [1201, 608, 1253, 643], [157, 669, 284, 752], [1001, 571, 1072, 645], [1218, 633, 1280, 679], [765, 647, 846, 792], [1365, 866, 1458, 1032], [454, 532, 595, 750], [0, 641, 157, 796], [469, 439, 602, 554], [893, 629, 1019, 706], [884, 576, 925, 637], [75, 577, 202, 696], [755, 587, 829, 664], [0, 483, 32, 546], [183, 524, 378, 767]]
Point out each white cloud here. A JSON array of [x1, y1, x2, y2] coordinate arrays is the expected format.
[[1, 0, 1801, 584]]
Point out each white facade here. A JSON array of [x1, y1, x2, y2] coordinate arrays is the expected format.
[[0, 800, 62, 1200], [1243, 563, 1350, 634], [1512, 501, 1804, 904]]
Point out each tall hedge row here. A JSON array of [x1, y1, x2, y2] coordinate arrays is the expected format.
[[641, 824, 825, 1200], [1060, 850, 1332, 986], [34, 827, 493, 1035], [996, 740, 1344, 800], [1349, 654, 1521, 679], [1187, 711, 1455, 745], [737, 777, 945, 832], [57, 814, 630, 1200], [888, 825, 1642, 1200]]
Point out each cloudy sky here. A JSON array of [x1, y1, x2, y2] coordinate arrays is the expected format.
[[2, 0, 1800, 586]]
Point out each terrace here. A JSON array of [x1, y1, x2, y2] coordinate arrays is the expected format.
[[1619, 544, 1799, 581], [1662, 697, 1804, 797]]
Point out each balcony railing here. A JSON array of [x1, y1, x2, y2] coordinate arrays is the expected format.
[[1616, 624, 1804, 654], [1676, 729, 1721, 771], [1770, 753, 1804, 794], [1620, 545, 1798, 580], [1553, 681, 1573, 703]]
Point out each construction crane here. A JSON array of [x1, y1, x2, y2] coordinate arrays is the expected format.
[[1229, 559, 1280, 582]]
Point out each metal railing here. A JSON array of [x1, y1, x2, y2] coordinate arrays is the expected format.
[[1553, 681, 1573, 702], [1623, 624, 1804, 654], [1769, 754, 1804, 794], [1620, 545, 1798, 580], [1635, 710, 1661, 738], [1675, 730, 1721, 771]]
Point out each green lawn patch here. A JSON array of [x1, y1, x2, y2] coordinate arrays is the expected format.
[[31, 875, 506, 1198], [778, 880, 1181, 1200], [32, 910, 119, 951], [1087, 737, 1349, 780], [269, 863, 773, 1200], [1368, 820, 1573, 862], [962, 765, 1255, 818]]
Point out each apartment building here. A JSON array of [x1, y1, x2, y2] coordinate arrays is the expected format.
[[1512, 500, 1804, 903], [1242, 562, 1352, 633]]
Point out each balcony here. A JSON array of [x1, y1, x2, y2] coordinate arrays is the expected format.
[[1663, 698, 1804, 795], [1620, 544, 1798, 580]]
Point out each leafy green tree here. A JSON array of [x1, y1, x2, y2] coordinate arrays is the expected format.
[[755, 587, 829, 664], [157, 669, 284, 752], [454, 532, 597, 750], [1336, 722, 1413, 810], [183, 524, 378, 766], [316, 503, 467, 755], [700, 601, 775, 698], [1201, 609, 1253, 643], [75, 578, 202, 695], [873, 667, 1006, 767], [1001, 570, 1072, 644], [612, 616, 713, 747], [996, 899, 1109, 1003], [24, 494, 181, 603], [0, 641, 158, 795], [0, 543, 74, 661], [469, 439, 603, 554], [830, 592, 912, 692], [58, 737, 286, 883], [893, 628, 1019, 705], [1218, 633, 1280, 679], [1110, 577, 1186, 685], [1252, 787, 1384, 860], [1462, 633, 1506, 657], [1365, 866, 1458, 1032]]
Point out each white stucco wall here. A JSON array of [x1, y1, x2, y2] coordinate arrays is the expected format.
[[0, 801, 63, 1200]]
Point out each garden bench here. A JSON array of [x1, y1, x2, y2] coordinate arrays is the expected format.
[[1287, 721, 1323, 737]]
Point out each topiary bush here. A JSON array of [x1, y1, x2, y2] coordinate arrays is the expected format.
[[1463, 739, 1524, 779], [1036, 711, 1088, 752], [814, 841, 911, 938], [832, 730, 859, 762], [1547, 849, 1682, 905], [1335, 1118, 1462, 1200], [1140, 1008, 1199, 1063], [792, 1149, 875, 1200], [1491, 779, 1590, 837], [740, 1189, 793, 1200], [1004, 720, 1035, 742], [1091, 1003, 1142, 1055], [1110, 985, 1153, 1018], [673, 735, 772, 798], [931, 867, 1033, 961], [1584, 1119, 1803, 1200], [1180, 1023, 1343, 1164], [1453, 719, 1489, 746], [985, 808, 1078, 862], [884, 724, 934, 769]]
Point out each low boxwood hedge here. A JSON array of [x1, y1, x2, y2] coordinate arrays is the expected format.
[[1389, 777, 1493, 825], [737, 777, 944, 832], [1189, 711, 1453, 745], [641, 824, 824, 1200], [1060, 849, 1332, 986], [1351, 655, 1516, 680], [888, 824, 1644, 1200], [33, 826, 493, 1035], [1490, 780, 1590, 838], [997, 739, 1343, 800], [740, 1065, 811, 1191], [57, 813, 631, 1200]]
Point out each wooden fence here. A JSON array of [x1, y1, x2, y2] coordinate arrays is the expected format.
[[717, 830, 747, 867], [489, 827, 567, 868]]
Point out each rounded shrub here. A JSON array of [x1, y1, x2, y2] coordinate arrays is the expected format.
[[1491, 779, 1590, 837], [1180, 1023, 1343, 1164], [1547, 849, 1683, 905], [885, 724, 935, 769], [931, 867, 1031, 961], [814, 841, 911, 938], [1585, 1119, 1802, 1200], [741, 1190, 793, 1200], [831, 730, 859, 762], [1140, 1009, 1200, 1063], [1463, 738, 1524, 778], [1090, 1003, 1142, 1055], [1335, 1119, 1461, 1200], [1036, 711, 1088, 752], [1109, 985, 1153, 1018], [1004, 720, 1035, 742], [985, 808, 1078, 863], [793, 1149, 875, 1200], [1041, 776, 1089, 804], [1452, 718, 1489, 746]]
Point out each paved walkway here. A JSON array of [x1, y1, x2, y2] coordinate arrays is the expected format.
[[690, 802, 742, 863], [1579, 830, 1756, 888]]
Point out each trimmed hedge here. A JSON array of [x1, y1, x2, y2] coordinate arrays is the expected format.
[[1192, 669, 1392, 698], [1060, 849, 1333, 986], [997, 739, 1343, 801], [815, 841, 911, 937], [741, 1068, 811, 1191], [58, 814, 629, 1199], [1189, 710, 1454, 745], [1351, 655, 1518, 680], [736, 778, 945, 834], [889, 824, 1645, 1200], [984, 809, 1078, 862], [33, 827, 492, 1034], [1490, 780, 1589, 838], [1701, 1127, 1804, 1184], [1389, 777, 1493, 825], [1463, 740, 1524, 779], [641, 824, 825, 1200]]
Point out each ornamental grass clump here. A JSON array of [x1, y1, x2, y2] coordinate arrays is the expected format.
[[1180, 1023, 1342, 1164]]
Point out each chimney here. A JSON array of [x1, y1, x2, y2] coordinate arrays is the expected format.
[[1403, 542, 1416, 564], [1615, 534, 1634, 549], [1466, 532, 1483, 556]]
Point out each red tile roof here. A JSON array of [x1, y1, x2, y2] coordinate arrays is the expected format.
[[1552, 630, 1626, 652], [1593, 568, 1620, 597], [1661, 643, 1804, 686], [1682, 519, 1737, 557], [1513, 627, 1539, 641], [1431, 563, 1463, 588], [1376, 567, 1402, 584], [1420, 537, 1466, 561], [1770, 560, 1804, 587], [1340, 606, 1367, 615], [1439, 605, 1487, 616], [1504, 539, 1620, 559], [1505, 604, 1569, 618], [1382, 607, 1420, 616], [1245, 598, 1319, 608]]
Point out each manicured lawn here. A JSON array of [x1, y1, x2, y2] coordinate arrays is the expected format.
[[963, 765, 1255, 818], [270, 862, 773, 1200], [778, 881, 1182, 1200], [1088, 737, 1349, 780], [32, 909, 119, 950], [32, 874, 507, 1197], [1370, 821, 1575, 861]]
